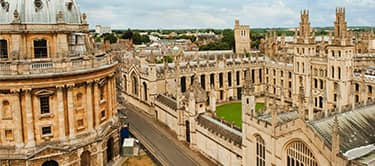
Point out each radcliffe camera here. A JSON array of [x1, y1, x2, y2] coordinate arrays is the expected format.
[[0, 0, 374, 166]]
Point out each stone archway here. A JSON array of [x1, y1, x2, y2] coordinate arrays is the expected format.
[[107, 137, 114, 163], [42, 160, 58, 166], [80, 150, 91, 166]]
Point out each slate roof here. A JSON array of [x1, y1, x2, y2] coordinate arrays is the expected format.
[[156, 95, 177, 110], [259, 111, 299, 124], [309, 105, 375, 153], [197, 114, 242, 146]]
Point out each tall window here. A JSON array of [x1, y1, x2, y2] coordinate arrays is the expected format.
[[132, 75, 138, 96], [143, 82, 148, 101], [181, 77, 186, 93], [99, 86, 105, 100], [210, 74, 215, 86], [236, 71, 240, 86], [40, 96, 50, 114], [200, 75, 206, 89], [256, 135, 265, 166], [2, 100, 11, 119], [0, 40, 8, 58], [287, 141, 318, 166], [34, 39, 48, 58], [228, 72, 232, 87], [219, 73, 223, 88]]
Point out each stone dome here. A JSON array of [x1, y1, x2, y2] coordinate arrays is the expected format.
[[0, 0, 83, 24]]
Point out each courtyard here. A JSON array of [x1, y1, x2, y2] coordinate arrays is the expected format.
[[216, 103, 265, 128]]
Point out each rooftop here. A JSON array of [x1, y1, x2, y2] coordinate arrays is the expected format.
[[0, 0, 83, 25]]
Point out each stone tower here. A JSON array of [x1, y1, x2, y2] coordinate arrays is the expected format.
[[326, 8, 354, 110], [234, 19, 251, 54], [293, 10, 316, 109], [242, 69, 256, 120]]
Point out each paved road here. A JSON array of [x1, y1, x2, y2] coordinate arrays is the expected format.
[[124, 108, 200, 166]]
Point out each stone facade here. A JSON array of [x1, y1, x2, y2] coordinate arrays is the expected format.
[[120, 8, 375, 166], [0, 1, 120, 165]]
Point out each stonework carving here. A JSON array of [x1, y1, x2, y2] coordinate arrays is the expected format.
[[12, 9, 20, 23], [34, 0, 43, 12], [1, 0, 9, 12], [57, 11, 64, 23]]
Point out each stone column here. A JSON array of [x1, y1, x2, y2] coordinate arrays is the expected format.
[[324, 96, 329, 117], [24, 88, 35, 147], [352, 83, 356, 111], [94, 82, 100, 125], [86, 81, 94, 130], [67, 84, 75, 139], [107, 79, 113, 119], [56, 85, 66, 140], [362, 83, 367, 105], [11, 89, 24, 148]]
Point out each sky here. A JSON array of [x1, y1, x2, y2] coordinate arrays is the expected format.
[[78, 0, 375, 29]]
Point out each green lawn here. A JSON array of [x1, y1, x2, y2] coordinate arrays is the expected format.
[[216, 103, 265, 128]]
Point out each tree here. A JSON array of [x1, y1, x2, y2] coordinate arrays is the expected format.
[[199, 42, 230, 51], [222, 29, 235, 50], [103, 33, 118, 44], [132, 32, 150, 45], [121, 29, 133, 39]]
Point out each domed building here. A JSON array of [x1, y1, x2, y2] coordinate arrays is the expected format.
[[0, 0, 120, 165]]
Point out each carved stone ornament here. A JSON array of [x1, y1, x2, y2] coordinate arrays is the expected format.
[[34, 0, 43, 12], [1, 0, 9, 12], [12, 9, 20, 23], [34, 89, 55, 96]]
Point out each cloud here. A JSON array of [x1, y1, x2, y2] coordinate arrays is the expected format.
[[77, 0, 375, 29]]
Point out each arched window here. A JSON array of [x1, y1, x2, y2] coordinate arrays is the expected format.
[[338, 67, 341, 79], [331, 66, 335, 78], [2, 100, 11, 119], [143, 82, 148, 101], [34, 39, 48, 58], [106, 137, 114, 162], [0, 39, 8, 59], [256, 135, 265, 166], [286, 141, 318, 166], [80, 150, 91, 166], [42, 160, 59, 166], [131, 75, 138, 96], [181, 76, 186, 93]]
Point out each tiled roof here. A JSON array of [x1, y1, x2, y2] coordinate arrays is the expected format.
[[197, 114, 242, 147], [156, 95, 177, 110], [310, 105, 375, 153]]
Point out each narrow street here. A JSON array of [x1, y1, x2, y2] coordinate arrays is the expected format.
[[122, 107, 213, 166]]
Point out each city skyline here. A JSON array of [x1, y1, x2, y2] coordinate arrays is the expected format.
[[80, 0, 375, 29]]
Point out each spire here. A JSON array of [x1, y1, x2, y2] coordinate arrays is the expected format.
[[332, 114, 340, 164], [334, 7, 348, 39], [243, 69, 255, 96], [148, 50, 156, 63], [271, 99, 278, 127], [298, 84, 305, 119]]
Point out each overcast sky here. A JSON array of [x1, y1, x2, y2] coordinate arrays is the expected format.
[[78, 0, 374, 29]]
